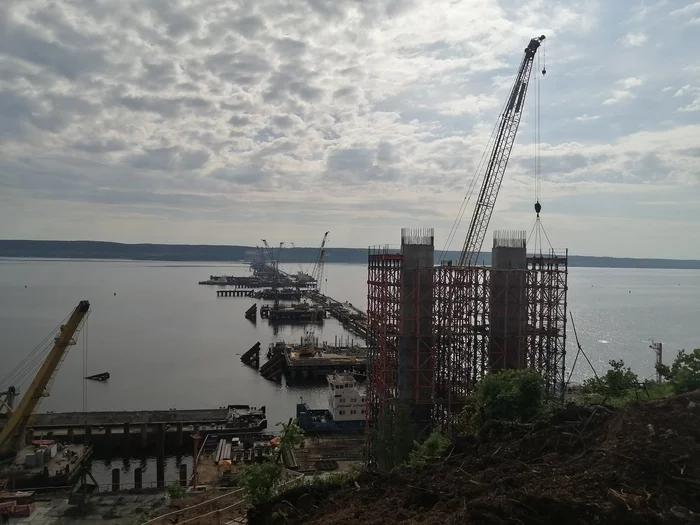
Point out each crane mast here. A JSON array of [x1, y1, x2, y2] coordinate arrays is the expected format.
[[458, 35, 545, 266], [311, 231, 329, 292], [0, 300, 90, 455]]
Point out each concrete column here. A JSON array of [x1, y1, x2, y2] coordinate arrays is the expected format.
[[399, 228, 435, 435], [134, 468, 143, 490], [490, 230, 528, 371], [85, 426, 92, 443], [105, 427, 112, 441], [140, 423, 148, 448], [67, 428, 74, 443], [123, 422, 130, 437], [25, 429, 34, 445], [111, 468, 120, 491], [156, 423, 165, 489], [179, 464, 187, 487], [176, 423, 183, 447]]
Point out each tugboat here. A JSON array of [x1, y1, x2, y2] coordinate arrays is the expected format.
[[296, 373, 366, 434]]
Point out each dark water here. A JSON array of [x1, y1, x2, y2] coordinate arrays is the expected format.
[[0, 259, 698, 483]]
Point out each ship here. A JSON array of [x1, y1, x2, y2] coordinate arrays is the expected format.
[[296, 373, 366, 434]]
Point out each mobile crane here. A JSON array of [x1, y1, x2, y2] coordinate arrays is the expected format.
[[459, 35, 546, 266], [0, 300, 90, 456]]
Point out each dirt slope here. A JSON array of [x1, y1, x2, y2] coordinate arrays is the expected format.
[[250, 391, 700, 525]]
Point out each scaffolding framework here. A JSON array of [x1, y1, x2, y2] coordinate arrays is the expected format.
[[367, 248, 568, 440]]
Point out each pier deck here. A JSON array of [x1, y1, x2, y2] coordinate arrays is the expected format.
[[30, 409, 230, 429]]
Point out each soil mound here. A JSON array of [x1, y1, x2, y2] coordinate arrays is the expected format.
[[249, 391, 700, 525]]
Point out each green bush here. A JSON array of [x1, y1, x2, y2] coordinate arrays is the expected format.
[[470, 369, 545, 429], [407, 429, 451, 467], [276, 419, 305, 453], [581, 359, 638, 399], [657, 349, 700, 394], [166, 482, 187, 500], [238, 459, 284, 504]]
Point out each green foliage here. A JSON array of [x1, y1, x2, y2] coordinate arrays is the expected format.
[[277, 419, 305, 453], [166, 482, 187, 500], [581, 359, 639, 399], [407, 429, 451, 468], [370, 404, 416, 469], [462, 369, 545, 431], [238, 459, 284, 504], [657, 349, 700, 394]]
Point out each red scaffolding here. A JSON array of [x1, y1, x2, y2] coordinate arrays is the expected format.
[[366, 245, 568, 443]]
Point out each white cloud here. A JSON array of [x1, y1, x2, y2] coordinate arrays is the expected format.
[[0, 0, 699, 258], [602, 77, 644, 105], [621, 32, 647, 47]]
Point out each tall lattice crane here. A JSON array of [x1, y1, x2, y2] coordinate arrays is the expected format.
[[458, 35, 546, 266], [0, 300, 90, 455], [310, 231, 329, 292]]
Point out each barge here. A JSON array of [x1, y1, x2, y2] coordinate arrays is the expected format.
[[260, 302, 325, 323], [296, 373, 366, 434], [0, 442, 92, 490]]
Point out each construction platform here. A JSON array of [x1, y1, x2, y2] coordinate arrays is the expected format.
[[256, 340, 367, 382], [305, 291, 368, 340]]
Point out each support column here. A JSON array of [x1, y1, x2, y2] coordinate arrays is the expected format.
[[176, 423, 183, 447], [156, 423, 165, 489], [111, 468, 120, 492], [140, 423, 148, 449], [134, 468, 142, 490], [179, 464, 187, 487], [67, 428, 74, 443]]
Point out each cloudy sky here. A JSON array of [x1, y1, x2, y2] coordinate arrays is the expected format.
[[1, 0, 699, 258]]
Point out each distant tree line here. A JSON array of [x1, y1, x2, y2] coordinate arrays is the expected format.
[[1, 240, 699, 269]]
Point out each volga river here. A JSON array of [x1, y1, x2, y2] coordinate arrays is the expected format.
[[0, 258, 698, 485]]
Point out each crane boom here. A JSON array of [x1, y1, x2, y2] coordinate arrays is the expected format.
[[458, 35, 545, 266], [0, 300, 90, 455], [310, 231, 329, 291]]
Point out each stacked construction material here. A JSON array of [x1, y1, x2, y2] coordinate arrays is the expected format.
[[214, 439, 233, 465]]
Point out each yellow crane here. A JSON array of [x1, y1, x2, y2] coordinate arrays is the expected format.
[[0, 300, 90, 456]]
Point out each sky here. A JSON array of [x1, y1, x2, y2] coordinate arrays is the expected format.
[[1, 0, 699, 259]]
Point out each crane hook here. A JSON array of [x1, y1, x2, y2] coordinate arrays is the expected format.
[[542, 67, 546, 75], [535, 201, 542, 217]]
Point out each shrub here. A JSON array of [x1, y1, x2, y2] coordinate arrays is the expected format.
[[166, 482, 187, 500], [657, 349, 700, 394], [238, 460, 284, 504], [581, 359, 638, 399], [456, 369, 546, 433], [408, 429, 451, 467]]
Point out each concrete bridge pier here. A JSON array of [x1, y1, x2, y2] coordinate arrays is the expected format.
[[140, 423, 148, 448], [134, 468, 143, 490]]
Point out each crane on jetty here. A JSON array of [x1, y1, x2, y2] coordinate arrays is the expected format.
[[311, 231, 329, 292], [458, 35, 546, 266], [0, 301, 91, 456]]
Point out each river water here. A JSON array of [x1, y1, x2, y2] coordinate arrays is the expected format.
[[0, 258, 698, 484]]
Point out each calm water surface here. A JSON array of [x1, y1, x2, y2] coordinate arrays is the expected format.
[[1, 259, 698, 425]]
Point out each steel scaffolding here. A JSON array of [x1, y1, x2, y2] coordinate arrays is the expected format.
[[367, 244, 568, 441]]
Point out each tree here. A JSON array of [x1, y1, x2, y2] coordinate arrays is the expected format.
[[237, 460, 284, 504], [456, 369, 546, 433], [276, 419, 305, 455], [581, 359, 638, 399], [657, 349, 700, 394]]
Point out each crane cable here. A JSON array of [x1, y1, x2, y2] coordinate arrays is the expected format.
[[0, 312, 72, 389], [439, 67, 524, 264], [527, 41, 553, 255]]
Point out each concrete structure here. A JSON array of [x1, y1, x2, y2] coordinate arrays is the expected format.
[[489, 230, 528, 371], [398, 228, 435, 434], [366, 227, 568, 448]]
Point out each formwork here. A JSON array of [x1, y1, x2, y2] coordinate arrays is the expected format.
[[366, 242, 568, 440]]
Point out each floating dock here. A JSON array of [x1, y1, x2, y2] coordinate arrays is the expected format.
[[257, 339, 367, 382], [260, 303, 325, 323]]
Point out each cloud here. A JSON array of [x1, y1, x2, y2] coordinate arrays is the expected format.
[[0, 0, 699, 258], [602, 77, 644, 105], [621, 32, 647, 47]]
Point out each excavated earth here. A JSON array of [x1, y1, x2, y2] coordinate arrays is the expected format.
[[249, 391, 700, 525]]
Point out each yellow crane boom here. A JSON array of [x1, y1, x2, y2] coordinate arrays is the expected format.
[[0, 300, 90, 455]]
